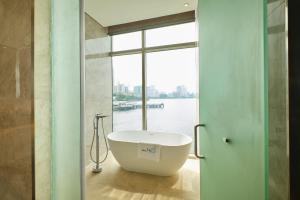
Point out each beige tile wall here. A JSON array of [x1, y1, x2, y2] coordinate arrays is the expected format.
[[34, 0, 51, 199]]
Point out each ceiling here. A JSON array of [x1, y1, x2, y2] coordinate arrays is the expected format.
[[85, 0, 197, 27]]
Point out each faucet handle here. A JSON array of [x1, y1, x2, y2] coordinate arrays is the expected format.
[[95, 113, 109, 119]]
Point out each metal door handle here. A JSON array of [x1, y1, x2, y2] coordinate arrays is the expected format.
[[194, 124, 205, 159]]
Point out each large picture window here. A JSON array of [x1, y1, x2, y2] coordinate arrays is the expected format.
[[112, 22, 198, 142]]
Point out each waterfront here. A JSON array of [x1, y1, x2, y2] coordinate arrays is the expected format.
[[113, 98, 198, 139]]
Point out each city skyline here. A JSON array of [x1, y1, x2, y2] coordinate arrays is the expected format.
[[113, 48, 197, 94], [113, 83, 195, 98]]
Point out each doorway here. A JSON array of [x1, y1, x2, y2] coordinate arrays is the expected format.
[[79, 0, 290, 200], [83, 1, 200, 199]]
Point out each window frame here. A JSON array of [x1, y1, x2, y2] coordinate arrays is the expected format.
[[111, 22, 198, 130]]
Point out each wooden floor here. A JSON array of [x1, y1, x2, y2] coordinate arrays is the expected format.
[[86, 152, 200, 200]]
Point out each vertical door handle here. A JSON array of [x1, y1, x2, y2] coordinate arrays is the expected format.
[[194, 124, 206, 159]]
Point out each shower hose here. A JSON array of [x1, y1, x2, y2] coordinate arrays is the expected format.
[[89, 115, 109, 165]]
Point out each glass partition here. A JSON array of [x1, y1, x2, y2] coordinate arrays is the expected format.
[[51, 0, 82, 199], [198, 0, 268, 199]]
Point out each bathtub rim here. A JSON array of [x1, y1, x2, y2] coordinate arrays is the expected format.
[[107, 130, 192, 147]]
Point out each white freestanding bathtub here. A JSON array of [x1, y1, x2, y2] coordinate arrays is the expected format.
[[107, 130, 192, 176]]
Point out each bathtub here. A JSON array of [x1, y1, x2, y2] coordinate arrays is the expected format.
[[107, 130, 192, 176]]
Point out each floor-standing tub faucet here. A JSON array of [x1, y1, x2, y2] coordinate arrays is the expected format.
[[90, 113, 109, 173]]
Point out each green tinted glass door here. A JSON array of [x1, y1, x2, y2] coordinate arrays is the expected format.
[[198, 0, 268, 199]]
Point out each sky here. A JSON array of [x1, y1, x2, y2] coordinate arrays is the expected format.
[[112, 22, 198, 93]]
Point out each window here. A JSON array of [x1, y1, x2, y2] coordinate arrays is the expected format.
[[112, 22, 198, 143], [146, 48, 197, 138], [112, 54, 142, 131], [146, 22, 196, 47], [112, 31, 142, 51]]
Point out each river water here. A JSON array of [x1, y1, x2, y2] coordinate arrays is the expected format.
[[113, 98, 198, 139]]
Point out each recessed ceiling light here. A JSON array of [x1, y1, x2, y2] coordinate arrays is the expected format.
[[184, 3, 189, 7]]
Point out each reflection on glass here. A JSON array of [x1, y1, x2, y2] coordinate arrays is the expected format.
[[146, 22, 197, 47], [113, 54, 142, 131], [112, 31, 142, 51], [146, 48, 197, 145]]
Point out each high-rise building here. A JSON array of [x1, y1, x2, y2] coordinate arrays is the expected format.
[[147, 85, 159, 98], [134, 85, 142, 97], [114, 83, 129, 94], [176, 85, 188, 97]]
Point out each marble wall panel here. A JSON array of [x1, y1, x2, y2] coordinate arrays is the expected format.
[[0, 0, 34, 199], [84, 13, 112, 166]]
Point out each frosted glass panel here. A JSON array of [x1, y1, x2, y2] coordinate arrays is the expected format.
[[198, 0, 267, 199], [51, 0, 82, 199]]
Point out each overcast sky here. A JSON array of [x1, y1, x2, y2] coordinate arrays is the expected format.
[[112, 22, 197, 93]]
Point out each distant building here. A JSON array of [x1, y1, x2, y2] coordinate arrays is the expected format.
[[133, 85, 160, 98], [168, 92, 175, 98], [159, 92, 168, 98], [113, 85, 118, 94], [114, 83, 129, 94], [176, 85, 188, 97], [147, 85, 159, 98], [134, 86, 142, 97], [124, 86, 129, 94]]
